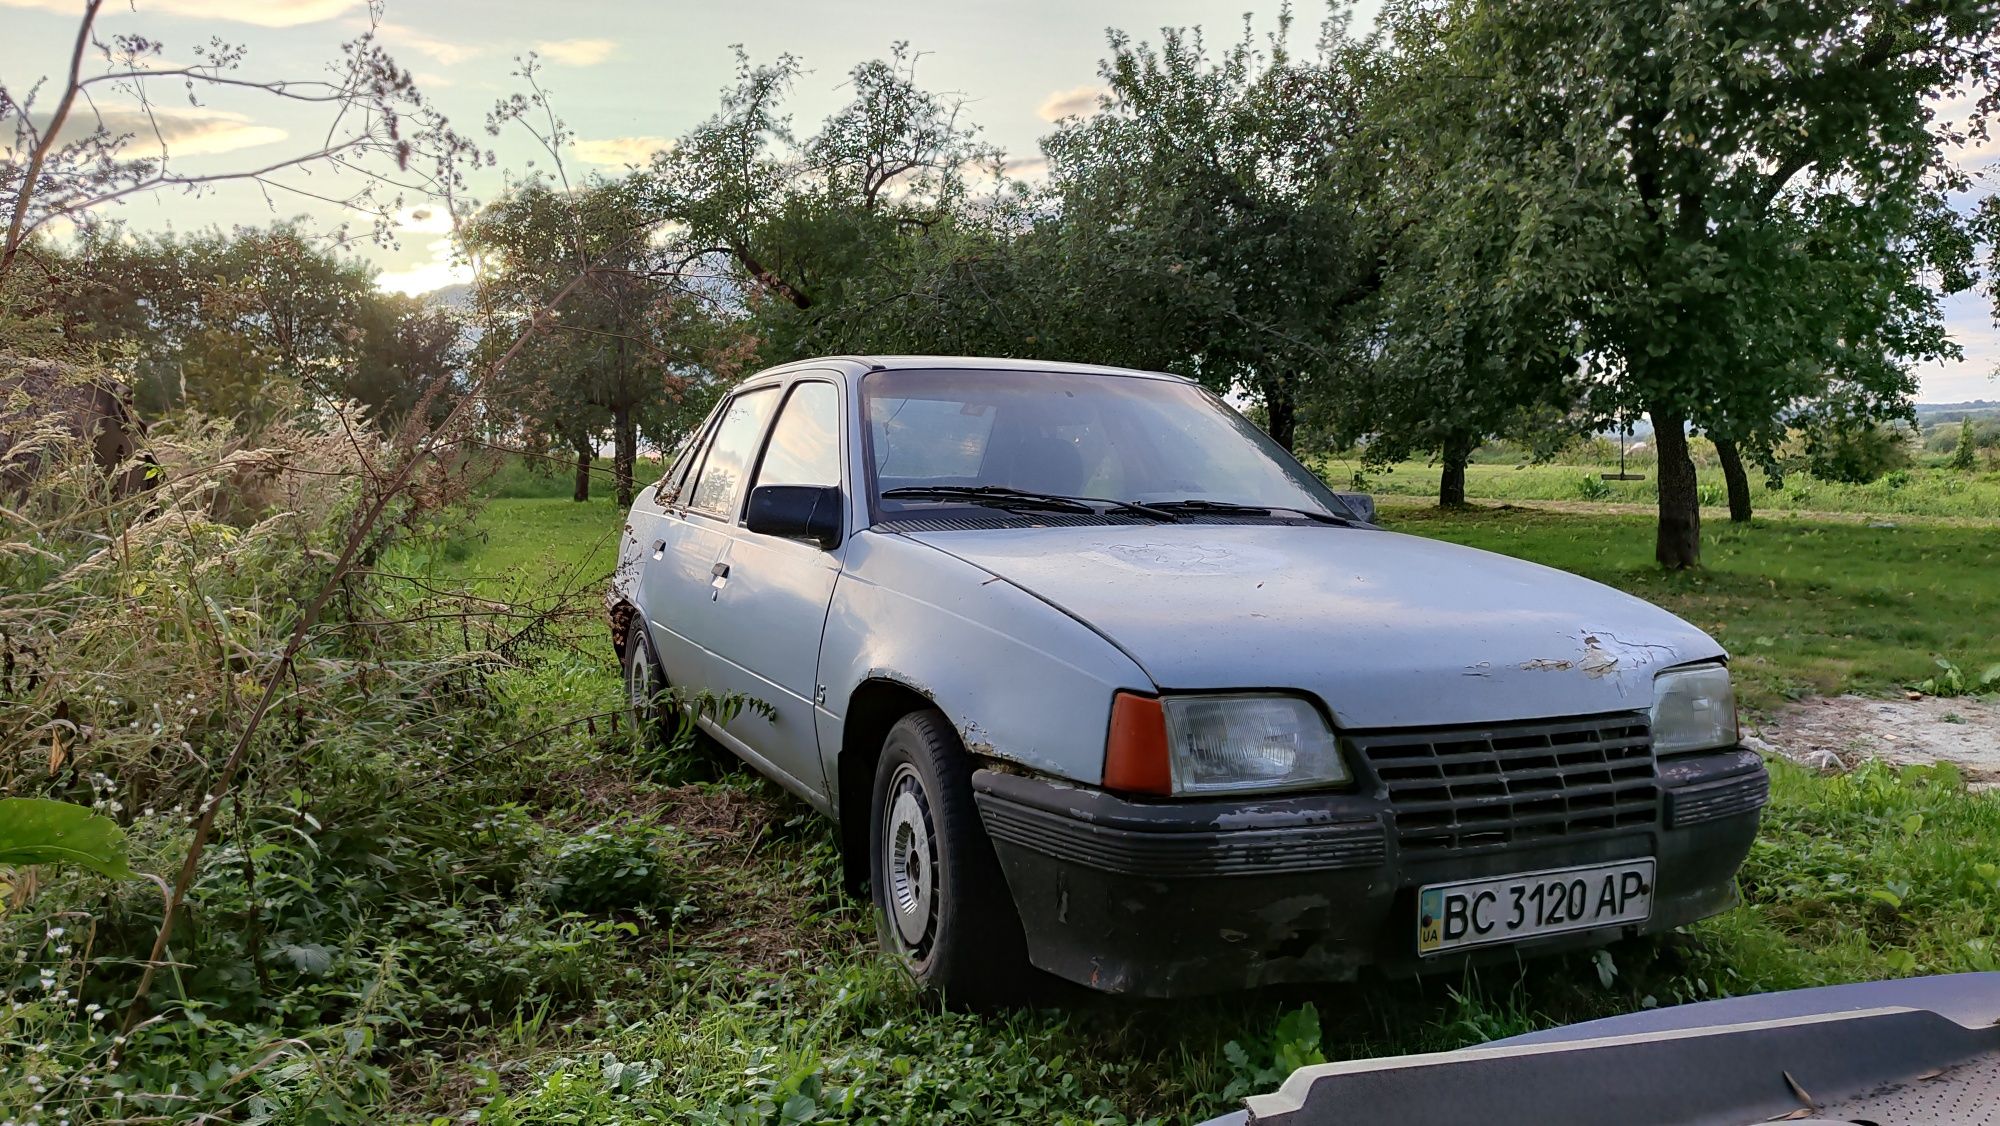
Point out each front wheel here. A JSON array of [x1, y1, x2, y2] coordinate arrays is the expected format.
[[868, 708, 1031, 1004]]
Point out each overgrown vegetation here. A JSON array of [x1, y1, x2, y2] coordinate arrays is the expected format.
[[10, 0, 2000, 1121]]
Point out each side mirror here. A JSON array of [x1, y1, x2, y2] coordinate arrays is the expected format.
[[1332, 491, 1377, 524], [745, 484, 843, 549]]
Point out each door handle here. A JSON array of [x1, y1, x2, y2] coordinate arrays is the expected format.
[[709, 560, 730, 600], [651, 539, 666, 560], [711, 562, 730, 578]]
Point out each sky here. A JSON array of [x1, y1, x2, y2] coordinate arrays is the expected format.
[[2, 0, 1996, 403]]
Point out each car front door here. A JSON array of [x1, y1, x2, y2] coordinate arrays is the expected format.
[[697, 377, 846, 807]]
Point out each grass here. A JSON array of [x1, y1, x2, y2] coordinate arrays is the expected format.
[[1333, 457, 2000, 520], [418, 483, 2000, 1124], [1383, 504, 2000, 710]]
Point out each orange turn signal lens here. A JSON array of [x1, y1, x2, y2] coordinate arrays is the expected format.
[[1103, 691, 1171, 795]]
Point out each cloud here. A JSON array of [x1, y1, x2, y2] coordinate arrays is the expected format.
[[0, 0, 362, 25], [572, 136, 671, 166], [389, 206, 455, 235], [375, 237, 471, 296], [1037, 84, 1106, 122], [376, 21, 482, 65], [1003, 155, 1049, 181], [41, 106, 286, 157], [536, 38, 618, 66]]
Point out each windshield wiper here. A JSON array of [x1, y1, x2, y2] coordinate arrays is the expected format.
[[1142, 498, 1357, 526], [882, 485, 1181, 521]]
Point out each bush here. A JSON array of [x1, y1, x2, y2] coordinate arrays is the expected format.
[[1802, 419, 1914, 484], [538, 821, 694, 917]]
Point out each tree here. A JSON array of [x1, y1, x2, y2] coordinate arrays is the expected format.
[[1349, 1, 1590, 504], [2, 0, 451, 282], [644, 43, 998, 363], [1428, 0, 1997, 567], [1035, 11, 1398, 451], [46, 223, 458, 432], [465, 179, 731, 506], [1950, 417, 1980, 472]]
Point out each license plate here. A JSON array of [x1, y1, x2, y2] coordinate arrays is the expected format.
[[1417, 858, 1654, 955]]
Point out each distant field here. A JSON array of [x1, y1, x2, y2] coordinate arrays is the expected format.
[[1335, 458, 2000, 520]]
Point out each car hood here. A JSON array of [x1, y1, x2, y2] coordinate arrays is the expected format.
[[900, 523, 1724, 730]]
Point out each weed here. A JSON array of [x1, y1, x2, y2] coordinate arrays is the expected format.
[[1908, 658, 2000, 698]]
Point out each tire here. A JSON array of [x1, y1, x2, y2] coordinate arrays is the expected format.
[[868, 708, 1032, 1004], [621, 627, 671, 748]]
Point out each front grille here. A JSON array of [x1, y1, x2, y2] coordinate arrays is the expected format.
[[1352, 713, 1658, 854]]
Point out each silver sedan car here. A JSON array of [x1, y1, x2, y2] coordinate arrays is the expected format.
[[608, 356, 1766, 1000]]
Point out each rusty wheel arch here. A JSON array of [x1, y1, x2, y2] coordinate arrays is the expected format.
[[837, 678, 953, 897]]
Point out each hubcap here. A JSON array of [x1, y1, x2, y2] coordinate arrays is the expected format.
[[884, 764, 937, 951], [627, 647, 656, 722]]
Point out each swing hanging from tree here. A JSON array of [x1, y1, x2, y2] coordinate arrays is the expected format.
[[1602, 408, 1647, 481]]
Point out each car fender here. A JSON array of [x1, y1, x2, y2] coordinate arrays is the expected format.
[[816, 529, 1153, 797]]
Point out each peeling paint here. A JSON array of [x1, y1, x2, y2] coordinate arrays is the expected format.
[[1520, 658, 1574, 672]]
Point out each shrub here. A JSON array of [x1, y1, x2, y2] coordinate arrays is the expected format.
[[538, 821, 694, 917]]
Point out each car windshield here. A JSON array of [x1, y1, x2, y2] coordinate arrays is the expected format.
[[862, 368, 1353, 521]]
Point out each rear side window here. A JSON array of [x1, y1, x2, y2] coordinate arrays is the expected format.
[[688, 387, 779, 517], [656, 409, 718, 505], [755, 382, 841, 488]]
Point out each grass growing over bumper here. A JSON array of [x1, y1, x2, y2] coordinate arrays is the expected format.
[[444, 495, 2000, 1125]]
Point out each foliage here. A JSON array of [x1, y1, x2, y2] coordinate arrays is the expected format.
[[1033, 10, 1396, 451], [1404, 0, 2000, 566], [463, 176, 747, 506], [538, 821, 693, 917], [1798, 416, 1916, 485], [1909, 659, 2000, 700], [1950, 418, 1980, 472], [0, 798, 135, 879], [44, 221, 467, 431], [641, 43, 1000, 366]]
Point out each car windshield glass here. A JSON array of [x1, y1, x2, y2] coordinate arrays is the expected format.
[[862, 368, 1351, 520]]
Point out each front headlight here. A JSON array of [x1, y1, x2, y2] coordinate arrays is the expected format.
[[1160, 694, 1349, 795], [1651, 664, 1738, 755]]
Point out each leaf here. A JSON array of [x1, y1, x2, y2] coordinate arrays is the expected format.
[[279, 942, 333, 974], [0, 798, 136, 880], [1981, 663, 2000, 687], [1866, 887, 1903, 910], [1782, 1069, 1816, 1109]]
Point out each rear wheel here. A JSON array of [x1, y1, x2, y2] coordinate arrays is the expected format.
[[621, 628, 670, 747], [868, 708, 1031, 1004]]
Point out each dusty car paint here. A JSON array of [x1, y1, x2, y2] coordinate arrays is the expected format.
[[900, 523, 1722, 734]]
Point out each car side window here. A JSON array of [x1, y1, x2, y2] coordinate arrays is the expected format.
[[688, 387, 779, 518], [753, 382, 840, 489], [654, 421, 709, 506]]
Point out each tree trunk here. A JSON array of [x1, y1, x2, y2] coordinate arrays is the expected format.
[[612, 404, 636, 509], [571, 440, 591, 503], [1651, 404, 1701, 569], [1439, 432, 1472, 508], [1263, 381, 1298, 453], [1713, 437, 1752, 523]]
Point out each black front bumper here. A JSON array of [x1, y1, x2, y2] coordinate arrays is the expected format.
[[971, 748, 1767, 997]]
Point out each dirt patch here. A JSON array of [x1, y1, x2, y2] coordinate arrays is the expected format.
[[1751, 694, 2000, 785]]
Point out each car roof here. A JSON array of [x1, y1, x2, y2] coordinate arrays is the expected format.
[[748, 355, 1195, 385]]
